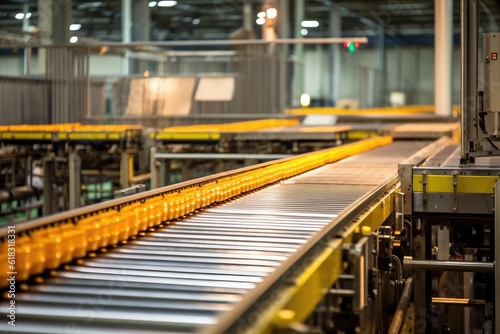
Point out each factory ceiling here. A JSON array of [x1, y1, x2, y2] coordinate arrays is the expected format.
[[0, 0, 499, 43]]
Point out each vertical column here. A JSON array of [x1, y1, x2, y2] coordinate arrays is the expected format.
[[68, 151, 81, 210], [132, 0, 150, 41], [277, 0, 289, 39], [495, 181, 500, 334], [461, 0, 479, 162], [262, 0, 277, 42], [413, 218, 433, 333], [42, 158, 54, 216], [150, 147, 159, 189], [132, 0, 151, 74], [435, 0, 453, 116], [22, 0, 31, 76], [293, 0, 305, 106], [377, 25, 386, 107], [52, 0, 72, 44], [150, 147, 169, 188], [243, 0, 253, 31], [120, 151, 133, 189], [278, 0, 289, 111], [329, 6, 341, 106], [122, 0, 132, 75], [37, 0, 53, 75]]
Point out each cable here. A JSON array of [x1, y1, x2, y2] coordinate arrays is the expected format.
[[478, 112, 500, 150], [391, 254, 403, 286], [487, 137, 500, 150]]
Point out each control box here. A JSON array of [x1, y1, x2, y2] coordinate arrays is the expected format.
[[483, 33, 500, 136]]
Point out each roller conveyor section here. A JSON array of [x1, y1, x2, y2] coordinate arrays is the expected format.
[[0, 139, 431, 334], [153, 119, 300, 142], [0, 123, 142, 146]]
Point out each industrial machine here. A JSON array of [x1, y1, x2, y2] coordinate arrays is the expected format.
[[0, 124, 144, 221], [2, 2, 500, 333], [0, 136, 440, 333]]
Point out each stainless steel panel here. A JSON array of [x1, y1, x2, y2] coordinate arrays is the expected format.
[[413, 192, 494, 214]]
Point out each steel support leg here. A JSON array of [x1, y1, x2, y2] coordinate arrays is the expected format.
[[120, 151, 133, 189], [493, 181, 500, 332], [68, 151, 81, 210], [42, 157, 54, 216]]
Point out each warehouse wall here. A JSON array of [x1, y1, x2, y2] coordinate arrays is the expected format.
[[303, 45, 461, 106], [0, 54, 124, 77], [1, 45, 461, 108]]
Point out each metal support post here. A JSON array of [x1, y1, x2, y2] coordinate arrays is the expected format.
[[243, 0, 253, 31], [152, 148, 169, 187], [182, 161, 193, 182], [412, 219, 432, 333], [120, 151, 133, 189], [494, 181, 500, 333], [150, 147, 159, 189], [435, 0, 453, 116], [377, 25, 386, 107], [159, 158, 169, 187], [68, 151, 81, 210], [122, 0, 132, 74], [42, 157, 54, 216], [293, 0, 305, 106], [329, 6, 341, 106], [460, 0, 479, 162], [52, 0, 72, 44], [277, 0, 289, 111]]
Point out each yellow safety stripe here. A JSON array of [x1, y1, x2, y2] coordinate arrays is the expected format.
[[413, 174, 499, 194]]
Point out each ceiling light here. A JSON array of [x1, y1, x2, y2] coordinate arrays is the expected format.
[[256, 18, 265, 25], [266, 8, 277, 19], [70, 24, 81, 31], [301, 20, 319, 28], [148, 1, 157, 7], [257, 11, 266, 18], [25, 13, 31, 19], [70, 36, 78, 44], [300, 94, 311, 107], [158, 1, 177, 7], [192, 18, 201, 25], [301, 28, 308, 36], [99, 46, 108, 55], [15, 13, 24, 20]]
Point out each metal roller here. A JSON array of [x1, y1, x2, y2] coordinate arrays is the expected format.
[[0, 140, 431, 333]]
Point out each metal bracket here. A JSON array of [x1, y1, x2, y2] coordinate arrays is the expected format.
[[452, 171, 458, 212], [395, 192, 405, 232], [422, 170, 428, 210], [114, 184, 146, 198]]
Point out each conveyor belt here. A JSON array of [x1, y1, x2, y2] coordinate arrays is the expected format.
[[153, 119, 300, 141], [381, 122, 460, 140], [0, 140, 430, 333], [233, 125, 378, 141], [0, 123, 142, 144]]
